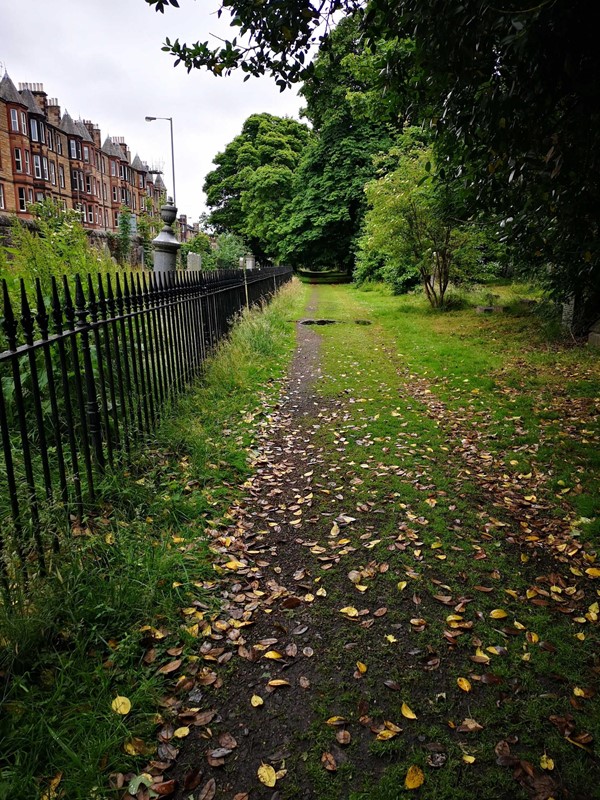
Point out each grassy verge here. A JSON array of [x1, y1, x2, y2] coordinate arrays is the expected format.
[[285, 283, 599, 799], [0, 280, 307, 800]]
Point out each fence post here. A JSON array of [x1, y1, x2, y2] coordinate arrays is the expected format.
[[153, 198, 181, 274]]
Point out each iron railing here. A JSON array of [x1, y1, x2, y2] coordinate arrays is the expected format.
[[0, 266, 292, 594]]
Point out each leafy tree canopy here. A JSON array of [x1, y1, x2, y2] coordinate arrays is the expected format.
[[147, 0, 600, 313], [203, 112, 311, 261]]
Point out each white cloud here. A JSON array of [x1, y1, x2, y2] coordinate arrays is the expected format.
[[1, 0, 304, 221]]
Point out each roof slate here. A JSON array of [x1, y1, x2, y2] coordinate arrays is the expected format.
[[0, 72, 24, 104], [19, 87, 41, 115]]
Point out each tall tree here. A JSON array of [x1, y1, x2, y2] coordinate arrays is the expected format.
[[203, 113, 311, 261], [279, 15, 399, 272], [147, 0, 600, 320]]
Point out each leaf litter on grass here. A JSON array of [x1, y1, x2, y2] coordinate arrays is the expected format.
[[116, 285, 599, 800]]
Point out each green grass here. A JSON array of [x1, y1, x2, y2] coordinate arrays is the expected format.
[[0, 280, 308, 800], [284, 282, 599, 800]]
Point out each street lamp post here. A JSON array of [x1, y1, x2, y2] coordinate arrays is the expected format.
[[144, 115, 176, 208]]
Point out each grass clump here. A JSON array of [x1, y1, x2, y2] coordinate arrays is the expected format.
[[0, 279, 307, 799]]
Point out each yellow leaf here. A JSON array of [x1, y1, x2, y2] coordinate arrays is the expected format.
[[585, 568, 600, 578], [573, 687, 585, 697], [376, 729, 398, 741], [41, 772, 62, 800], [264, 651, 283, 660], [356, 661, 367, 674], [339, 606, 359, 618], [405, 765, 425, 789], [356, 584, 369, 593], [385, 634, 398, 643], [397, 581, 408, 591], [490, 609, 508, 619], [173, 726, 190, 738], [330, 522, 340, 537], [251, 694, 264, 707], [325, 716, 347, 726], [457, 677, 471, 692], [401, 702, 417, 719], [111, 695, 131, 715], [223, 560, 244, 570], [462, 754, 476, 764], [540, 753, 554, 770], [316, 587, 327, 597], [267, 679, 290, 687], [257, 763, 277, 787]]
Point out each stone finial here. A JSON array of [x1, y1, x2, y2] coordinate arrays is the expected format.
[[153, 199, 180, 273]]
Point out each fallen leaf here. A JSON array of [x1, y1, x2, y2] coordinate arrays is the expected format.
[[336, 730, 351, 745], [111, 696, 131, 715], [321, 752, 338, 771], [540, 753, 554, 770], [251, 694, 264, 707], [340, 606, 359, 618], [173, 727, 190, 738], [401, 702, 417, 719], [153, 779, 176, 796], [264, 651, 283, 660], [462, 754, 476, 764], [257, 763, 277, 787], [457, 718, 484, 733], [490, 609, 508, 619], [405, 765, 425, 789], [457, 677, 472, 693], [267, 679, 291, 688], [197, 778, 216, 800], [356, 661, 368, 674]]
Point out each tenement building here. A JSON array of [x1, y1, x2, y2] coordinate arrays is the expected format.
[[0, 72, 167, 232]]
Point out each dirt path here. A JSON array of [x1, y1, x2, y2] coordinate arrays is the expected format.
[[146, 285, 598, 800]]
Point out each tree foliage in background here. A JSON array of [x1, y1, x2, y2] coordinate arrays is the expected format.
[[278, 15, 399, 272], [180, 231, 212, 268], [202, 232, 247, 271], [146, 0, 600, 323], [203, 113, 311, 261]]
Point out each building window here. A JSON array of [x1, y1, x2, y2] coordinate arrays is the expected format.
[[85, 175, 91, 194], [48, 129, 54, 151], [83, 145, 89, 162], [30, 119, 39, 141], [132, 194, 136, 211], [10, 109, 19, 131], [112, 186, 117, 202], [113, 212, 118, 228], [104, 209, 108, 228], [59, 165, 65, 188], [69, 139, 77, 159], [20, 112, 27, 135], [56, 136, 62, 155], [14, 148, 22, 172], [24, 150, 31, 175], [42, 157, 49, 181], [36, 192, 44, 203], [0, 184, 5, 209], [40, 123, 45, 144], [18, 187, 27, 211], [102, 182, 107, 201], [27, 188, 33, 204], [101, 157, 106, 174], [34, 155, 42, 179], [88, 205, 93, 223], [50, 161, 56, 185], [111, 160, 116, 177]]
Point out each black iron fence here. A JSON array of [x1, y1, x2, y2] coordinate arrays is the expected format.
[[0, 266, 292, 595]]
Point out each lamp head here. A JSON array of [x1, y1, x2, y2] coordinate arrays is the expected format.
[[144, 116, 156, 122]]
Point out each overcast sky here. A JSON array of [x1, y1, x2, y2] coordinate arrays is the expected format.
[[1, 0, 304, 222]]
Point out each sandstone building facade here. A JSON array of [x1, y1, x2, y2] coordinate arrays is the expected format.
[[0, 72, 169, 234]]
